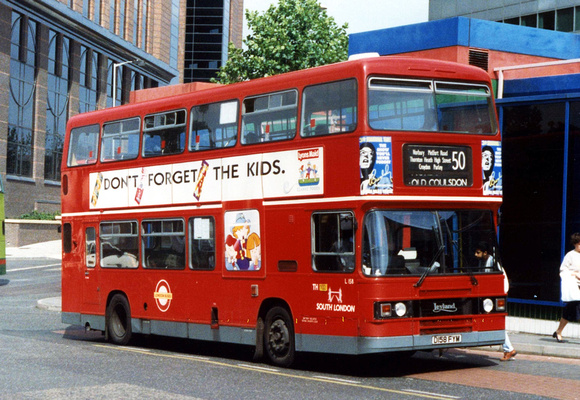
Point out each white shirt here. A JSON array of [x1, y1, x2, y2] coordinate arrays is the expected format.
[[560, 249, 580, 286]]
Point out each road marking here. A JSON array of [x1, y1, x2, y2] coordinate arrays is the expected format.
[[403, 389, 461, 399], [237, 364, 279, 372], [9, 264, 61, 272], [94, 344, 453, 399], [313, 375, 360, 384]]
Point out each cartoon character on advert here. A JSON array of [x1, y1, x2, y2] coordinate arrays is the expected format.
[[247, 232, 261, 270]]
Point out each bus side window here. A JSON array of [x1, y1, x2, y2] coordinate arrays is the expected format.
[[301, 79, 357, 137], [190, 101, 238, 151], [99, 221, 139, 268], [101, 117, 140, 162], [242, 90, 297, 144], [63, 223, 72, 254], [142, 219, 185, 269], [189, 217, 216, 270], [86, 227, 96, 267], [312, 211, 355, 272], [67, 124, 99, 166], [143, 110, 186, 157]]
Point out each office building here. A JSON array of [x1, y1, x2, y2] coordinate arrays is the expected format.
[[0, 0, 243, 218], [430, 0, 580, 32]]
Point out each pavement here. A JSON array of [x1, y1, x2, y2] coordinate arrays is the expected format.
[[7, 240, 580, 360]]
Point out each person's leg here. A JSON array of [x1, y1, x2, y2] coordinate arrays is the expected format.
[[500, 332, 517, 361], [502, 332, 513, 353], [556, 318, 568, 335]]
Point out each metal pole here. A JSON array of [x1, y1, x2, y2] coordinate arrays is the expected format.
[[112, 60, 143, 107]]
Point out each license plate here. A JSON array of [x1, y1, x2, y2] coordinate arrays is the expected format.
[[432, 334, 462, 344]]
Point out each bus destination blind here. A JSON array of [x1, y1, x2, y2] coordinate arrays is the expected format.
[[403, 144, 473, 187]]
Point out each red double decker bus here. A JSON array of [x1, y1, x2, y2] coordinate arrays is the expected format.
[[61, 56, 506, 367]]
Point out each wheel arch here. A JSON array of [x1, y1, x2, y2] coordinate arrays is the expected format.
[[254, 298, 294, 361], [104, 290, 131, 342]]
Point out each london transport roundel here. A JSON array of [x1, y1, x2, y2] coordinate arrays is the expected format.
[[154, 279, 172, 312]]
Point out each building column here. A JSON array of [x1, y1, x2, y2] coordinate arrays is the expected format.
[[68, 40, 81, 119], [33, 23, 49, 185]]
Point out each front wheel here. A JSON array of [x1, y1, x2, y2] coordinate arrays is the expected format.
[[264, 306, 295, 367], [106, 294, 132, 345]]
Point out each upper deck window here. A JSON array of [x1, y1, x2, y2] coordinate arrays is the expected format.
[[301, 79, 357, 137], [190, 100, 238, 151], [143, 109, 186, 157], [241, 90, 297, 144], [368, 78, 497, 134], [67, 124, 99, 166], [100, 117, 140, 162]]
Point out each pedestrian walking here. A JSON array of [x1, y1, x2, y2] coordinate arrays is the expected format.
[[553, 232, 580, 342]]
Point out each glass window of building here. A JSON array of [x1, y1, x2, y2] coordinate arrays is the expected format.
[[94, 0, 101, 24], [141, 0, 148, 50], [79, 46, 98, 113], [109, 0, 116, 33], [556, 8, 574, 32], [501, 102, 565, 301], [184, 0, 229, 82], [133, 0, 139, 45], [45, 31, 70, 182], [119, 0, 126, 38], [520, 14, 537, 28], [8, 13, 36, 178], [539, 10, 555, 30]]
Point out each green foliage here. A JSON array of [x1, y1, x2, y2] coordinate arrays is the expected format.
[[18, 210, 60, 220], [213, 0, 349, 84]]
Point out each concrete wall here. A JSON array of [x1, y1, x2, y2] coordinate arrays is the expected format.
[[5, 219, 61, 247]]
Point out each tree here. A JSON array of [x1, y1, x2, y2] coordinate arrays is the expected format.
[[212, 0, 349, 84]]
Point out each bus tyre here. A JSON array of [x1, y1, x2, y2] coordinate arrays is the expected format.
[[106, 294, 132, 345], [264, 306, 295, 367]]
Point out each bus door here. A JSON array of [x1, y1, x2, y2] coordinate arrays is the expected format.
[[82, 224, 101, 307]]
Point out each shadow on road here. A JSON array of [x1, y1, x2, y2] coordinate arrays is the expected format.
[[59, 325, 499, 377]]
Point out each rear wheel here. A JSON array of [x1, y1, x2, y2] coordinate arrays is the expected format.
[[264, 306, 295, 367], [106, 294, 132, 345]]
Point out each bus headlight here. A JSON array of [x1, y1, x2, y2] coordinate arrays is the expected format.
[[374, 301, 411, 319], [394, 302, 407, 317], [482, 298, 494, 313]]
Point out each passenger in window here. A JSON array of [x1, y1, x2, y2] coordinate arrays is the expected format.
[[333, 216, 354, 270], [475, 241, 494, 271]]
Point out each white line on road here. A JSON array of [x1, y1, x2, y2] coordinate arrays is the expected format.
[[9, 264, 61, 272], [313, 376, 361, 384], [403, 389, 461, 399], [237, 364, 279, 372]]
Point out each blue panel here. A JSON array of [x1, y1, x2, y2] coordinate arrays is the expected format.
[[349, 18, 467, 56], [468, 19, 580, 59], [504, 74, 580, 98], [349, 16, 580, 61]]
